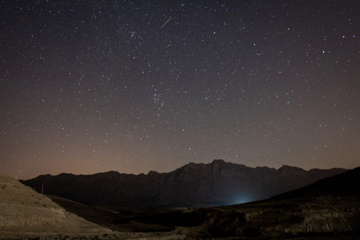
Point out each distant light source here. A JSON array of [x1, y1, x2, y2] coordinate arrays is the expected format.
[[234, 197, 252, 204], [220, 194, 254, 206], [231, 194, 253, 205]]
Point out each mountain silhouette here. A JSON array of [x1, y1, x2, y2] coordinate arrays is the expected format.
[[191, 166, 360, 238], [271, 166, 360, 200], [22, 160, 346, 209]]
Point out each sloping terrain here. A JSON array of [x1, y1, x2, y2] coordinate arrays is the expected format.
[[271, 166, 360, 200], [38, 167, 360, 239], [0, 172, 112, 239], [187, 167, 360, 239], [22, 160, 346, 209]]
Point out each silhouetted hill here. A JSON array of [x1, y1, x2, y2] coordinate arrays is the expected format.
[[272, 166, 360, 200], [189, 166, 360, 239], [22, 160, 346, 209]]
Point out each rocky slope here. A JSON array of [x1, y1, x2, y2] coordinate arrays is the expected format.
[[187, 167, 360, 238], [0, 172, 111, 239], [39, 167, 360, 239], [22, 160, 346, 209]]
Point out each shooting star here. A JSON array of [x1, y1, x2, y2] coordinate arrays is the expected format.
[[160, 17, 171, 29]]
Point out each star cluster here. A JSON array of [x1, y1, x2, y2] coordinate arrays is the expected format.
[[1, 0, 359, 179]]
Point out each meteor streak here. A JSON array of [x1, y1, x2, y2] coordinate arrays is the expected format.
[[160, 17, 171, 29]]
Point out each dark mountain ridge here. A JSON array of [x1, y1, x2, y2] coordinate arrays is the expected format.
[[189, 166, 360, 238], [22, 160, 346, 209], [272, 166, 360, 200]]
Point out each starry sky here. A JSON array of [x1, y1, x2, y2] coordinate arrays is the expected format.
[[1, 0, 359, 179]]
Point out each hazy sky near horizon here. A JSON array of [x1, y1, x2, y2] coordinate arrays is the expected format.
[[1, 0, 359, 179]]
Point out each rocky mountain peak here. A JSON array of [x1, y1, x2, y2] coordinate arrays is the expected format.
[[22, 161, 347, 209]]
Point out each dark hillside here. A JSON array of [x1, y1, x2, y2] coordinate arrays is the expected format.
[[22, 160, 346, 209]]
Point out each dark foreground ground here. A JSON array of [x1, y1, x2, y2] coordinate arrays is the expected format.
[[2, 198, 360, 240], [45, 194, 360, 240], [4, 167, 360, 239]]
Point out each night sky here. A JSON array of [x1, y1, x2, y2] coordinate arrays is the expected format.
[[1, 1, 359, 179]]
